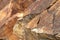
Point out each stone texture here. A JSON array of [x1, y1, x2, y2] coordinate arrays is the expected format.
[[0, 0, 60, 40], [37, 10, 53, 34], [48, 0, 60, 34], [54, 10, 60, 34], [24, 0, 56, 17], [0, 0, 10, 10], [48, 0, 60, 14]]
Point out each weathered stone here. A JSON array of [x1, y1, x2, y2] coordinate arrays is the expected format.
[[54, 11, 60, 34], [24, 0, 56, 17], [26, 14, 40, 28], [47, 0, 60, 35], [0, 0, 60, 40], [37, 10, 53, 34], [0, 0, 10, 10], [48, 0, 60, 14], [31, 0, 56, 14]]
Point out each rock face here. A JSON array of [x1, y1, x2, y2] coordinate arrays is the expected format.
[[36, 10, 53, 34], [48, 0, 60, 35], [0, 0, 10, 10], [0, 0, 60, 40]]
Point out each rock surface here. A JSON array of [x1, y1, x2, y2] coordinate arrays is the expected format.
[[0, 0, 60, 40]]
